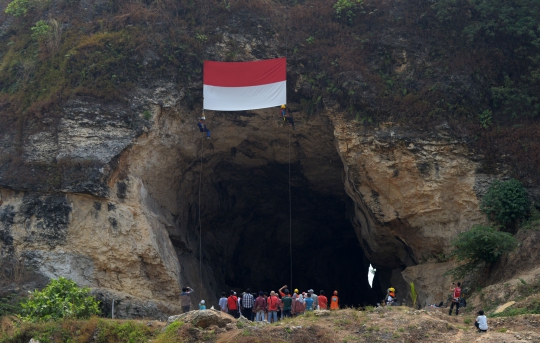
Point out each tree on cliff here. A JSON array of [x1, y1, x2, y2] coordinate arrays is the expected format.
[[446, 225, 518, 279], [480, 179, 531, 233]]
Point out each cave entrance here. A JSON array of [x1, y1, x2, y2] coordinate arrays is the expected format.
[[200, 160, 376, 306]]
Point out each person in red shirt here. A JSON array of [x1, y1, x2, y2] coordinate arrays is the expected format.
[[318, 290, 328, 310], [254, 292, 267, 322], [227, 290, 239, 318], [278, 284, 288, 298], [267, 291, 279, 323], [449, 282, 462, 315]]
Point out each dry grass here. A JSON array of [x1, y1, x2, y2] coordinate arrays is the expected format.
[[1, 307, 540, 342]]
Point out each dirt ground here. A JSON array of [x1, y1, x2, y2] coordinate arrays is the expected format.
[[205, 307, 540, 343]]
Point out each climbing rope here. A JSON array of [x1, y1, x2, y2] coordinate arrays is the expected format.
[[288, 124, 293, 291], [198, 116, 204, 300], [285, 0, 293, 293]]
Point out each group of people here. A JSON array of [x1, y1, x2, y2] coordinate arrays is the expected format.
[[181, 285, 339, 322], [196, 105, 295, 138], [181, 282, 488, 332], [216, 285, 339, 322]]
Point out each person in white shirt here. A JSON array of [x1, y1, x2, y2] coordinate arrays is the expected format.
[[475, 310, 488, 332], [218, 292, 228, 312]]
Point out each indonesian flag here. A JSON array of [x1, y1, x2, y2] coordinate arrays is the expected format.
[[203, 58, 286, 111]]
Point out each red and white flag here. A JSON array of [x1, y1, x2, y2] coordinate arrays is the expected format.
[[203, 58, 286, 111]]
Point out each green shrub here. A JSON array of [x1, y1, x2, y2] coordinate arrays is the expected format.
[[520, 206, 540, 231], [5, 0, 32, 16], [19, 277, 100, 322], [4, 0, 45, 16], [334, 0, 363, 24], [0, 294, 23, 316], [96, 321, 156, 343], [446, 225, 518, 278], [142, 110, 152, 120], [154, 321, 184, 343], [31, 20, 51, 41], [480, 179, 530, 229]]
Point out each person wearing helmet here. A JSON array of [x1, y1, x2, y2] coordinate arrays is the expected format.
[[279, 105, 295, 130], [330, 290, 339, 310], [387, 287, 396, 306], [198, 116, 211, 139], [291, 288, 299, 300], [280, 104, 288, 121]]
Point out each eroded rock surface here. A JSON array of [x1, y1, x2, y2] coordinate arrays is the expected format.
[[0, 98, 519, 311]]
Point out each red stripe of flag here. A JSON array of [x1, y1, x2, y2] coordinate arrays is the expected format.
[[204, 58, 286, 87]]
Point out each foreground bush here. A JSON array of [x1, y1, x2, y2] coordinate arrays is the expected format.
[[447, 225, 518, 278], [0, 317, 160, 343], [20, 277, 100, 322]]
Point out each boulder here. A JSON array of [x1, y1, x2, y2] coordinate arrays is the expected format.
[[168, 309, 236, 328]]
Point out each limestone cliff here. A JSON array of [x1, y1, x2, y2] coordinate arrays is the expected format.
[[1, 0, 539, 316], [0, 99, 512, 312]]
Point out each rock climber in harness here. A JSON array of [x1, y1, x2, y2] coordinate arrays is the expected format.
[[198, 116, 211, 139], [279, 104, 295, 130], [449, 282, 462, 315], [280, 104, 288, 120]]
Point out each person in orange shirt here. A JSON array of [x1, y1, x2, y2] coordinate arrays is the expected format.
[[267, 291, 279, 323], [318, 290, 328, 310], [330, 290, 339, 310]]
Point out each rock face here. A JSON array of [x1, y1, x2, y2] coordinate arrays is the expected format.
[[1, 5, 538, 313], [0, 102, 496, 310], [330, 115, 497, 304], [332, 117, 487, 269]]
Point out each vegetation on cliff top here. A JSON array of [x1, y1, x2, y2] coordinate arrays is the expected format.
[[0, 0, 539, 182]]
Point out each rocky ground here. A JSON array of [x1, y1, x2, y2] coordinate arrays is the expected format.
[[3, 306, 540, 343]]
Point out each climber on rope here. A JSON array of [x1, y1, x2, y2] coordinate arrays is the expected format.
[[280, 104, 288, 121], [279, 105, 295, 130], [198, 116, 211, 139]]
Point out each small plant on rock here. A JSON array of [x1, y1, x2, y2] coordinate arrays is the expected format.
[[409, 282, 417, 308]]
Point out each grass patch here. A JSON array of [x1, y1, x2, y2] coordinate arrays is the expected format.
[[490, 297, 540, 317], [154, 321, 184, 343], [0, 318, 160, 343]]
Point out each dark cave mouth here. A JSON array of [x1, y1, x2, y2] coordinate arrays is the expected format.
[[194, 161, 383, 306]]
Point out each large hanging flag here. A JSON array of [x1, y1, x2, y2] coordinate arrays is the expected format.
[[203, 58, 286, 111]]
